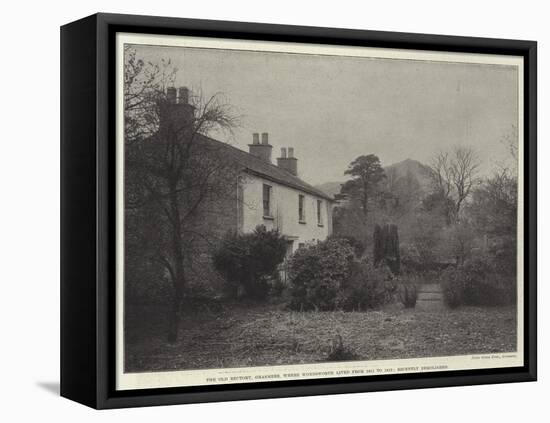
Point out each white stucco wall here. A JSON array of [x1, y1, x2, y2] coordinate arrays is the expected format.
[[239, 173, 332, 254]]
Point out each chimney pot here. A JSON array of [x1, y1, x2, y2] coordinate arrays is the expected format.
[[277, 147, 298, 176], [178, 87, 189, 104], [166, 87, 177, 104], [249, 133, 272, 163]]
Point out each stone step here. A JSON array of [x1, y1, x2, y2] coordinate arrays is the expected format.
[[415, 283, 444, 310], [417, 292, 443, 301], [417, 283, 442, 292]]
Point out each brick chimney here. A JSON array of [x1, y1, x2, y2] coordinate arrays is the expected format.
[[160, 86, 194, 132], [178, 86, 189, 104], [248, 132, 272, 163], [277, 146, 298, 176], [166, 87, 177, 104]]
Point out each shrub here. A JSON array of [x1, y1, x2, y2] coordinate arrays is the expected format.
[[287, 238, 355, 311], [329, 234, 366, 258], [212, 225, 287, 300], [397, 275, 418, 308], [441, 255, 516, 308], [326, 334, 360, 361], [373, 223, 400, 274], [267, 273, 286, 298], [336, 260, 396, 311], [441, 268, 463, 308]]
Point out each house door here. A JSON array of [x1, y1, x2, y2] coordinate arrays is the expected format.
[[279, 240, 295, 284]]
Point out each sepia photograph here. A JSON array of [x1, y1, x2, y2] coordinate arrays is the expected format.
[[117, 33, 524, 390]]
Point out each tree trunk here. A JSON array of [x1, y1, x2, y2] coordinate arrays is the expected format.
[[167, 284, 182, 343], [167, 180, 186, 343]]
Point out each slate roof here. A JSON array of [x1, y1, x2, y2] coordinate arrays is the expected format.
[[197, 134, 335, 201]]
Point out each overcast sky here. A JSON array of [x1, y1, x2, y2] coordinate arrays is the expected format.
[[131, 44, 519, 185]]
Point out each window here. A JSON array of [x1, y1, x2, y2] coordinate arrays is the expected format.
[[298, 194, 305, 222], [317, 200, 323, 226], [263, 184, 272, 217]]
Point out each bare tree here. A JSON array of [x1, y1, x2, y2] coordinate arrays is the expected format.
[[429, 152, 453, 200], [124, 47, 240, 342], [428, 146, 480, 223], [427, 152, 455, 223], [449, 146, 480, 218]]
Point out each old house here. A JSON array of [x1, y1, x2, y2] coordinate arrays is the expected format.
[[237, 132, 334, 249], [193, 131, 335, 252], [145, 87, 335, 290]]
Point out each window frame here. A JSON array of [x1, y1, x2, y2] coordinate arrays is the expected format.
[[298, 194, 306, 223], [262, 184, 272, 218]]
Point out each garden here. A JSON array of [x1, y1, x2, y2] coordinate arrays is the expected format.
[[125, 230, 517, 372]]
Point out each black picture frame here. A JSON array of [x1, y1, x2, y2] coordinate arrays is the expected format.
[[60, 12, 537, 409]]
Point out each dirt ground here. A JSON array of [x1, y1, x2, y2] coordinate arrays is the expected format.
[[124, 302, 517, 373]]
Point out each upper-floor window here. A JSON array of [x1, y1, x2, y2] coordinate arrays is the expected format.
[[263, 184, 272, 217], [298, 194, 306, 222], [317, 200, 323, 226]]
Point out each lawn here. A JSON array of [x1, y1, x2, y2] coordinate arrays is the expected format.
[[124, 302, 517, 373]]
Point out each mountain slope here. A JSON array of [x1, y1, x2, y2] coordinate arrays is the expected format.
[[384, 158, 432, 193], [315, 159, 432, 197], [315, 181, 344, 198]]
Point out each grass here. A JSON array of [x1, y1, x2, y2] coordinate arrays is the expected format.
[[124, 302, 517, 373]]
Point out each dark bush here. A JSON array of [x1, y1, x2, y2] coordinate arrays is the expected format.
[[212, 225, 287, 300], [336, 260, 396, 311], [329, 234, 366, 258], [441, 256, 516, 308], [373, 223, 400, 274], [441, 268, 463, 308], [397, 275, 418, 308], [287, 238, 355, 311]]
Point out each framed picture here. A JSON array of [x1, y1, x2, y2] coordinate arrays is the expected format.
[[60, 13, 537, 409]]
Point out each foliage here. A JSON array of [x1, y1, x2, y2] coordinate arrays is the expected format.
[[408, 213, 446, 268], [383, 168, 424, 218], [468, 168, 517, 242], [373, 223, 400, 274], [287, 238, 355, 311], [441, 256, 516, 308], [397, 274, 419, 308], [422, 190, 456, 225], [341, 154, 386, 218], [336, 260, 396, 311], [332, 206, 370, 248], [328, 234, 366, 258], [438, 220, 477, 265], [212, 226, 287, 300]]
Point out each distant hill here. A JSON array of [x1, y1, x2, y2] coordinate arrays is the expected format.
[[315, 159, 432, 197], [315, 181, 344, 198], [384, 158, 432, 193]]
